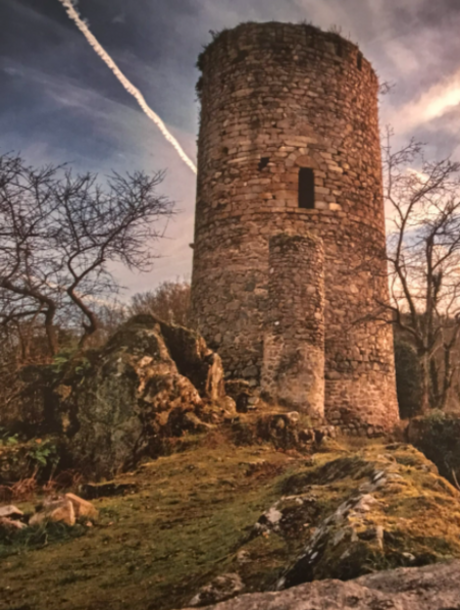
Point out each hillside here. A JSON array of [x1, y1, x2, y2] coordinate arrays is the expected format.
[[2, 434, 460, 610]]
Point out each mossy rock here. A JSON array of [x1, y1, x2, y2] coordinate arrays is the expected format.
[[278, 443, 460, 587], [2, 438, 460, 609]]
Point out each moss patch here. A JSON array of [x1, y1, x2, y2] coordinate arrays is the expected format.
[[2, 439, 460, 609], [280, 443, 460, 587], [0, 443, 292, 610]]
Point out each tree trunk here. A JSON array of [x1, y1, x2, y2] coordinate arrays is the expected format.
[[419, 351, 431, 414], [44, 306, 58, 356], [429, 357, 439, 409], [440, 340, 456, 411], [67, 287, 99, 350]]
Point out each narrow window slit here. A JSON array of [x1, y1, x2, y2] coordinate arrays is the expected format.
[[357, 52, 363, 70], [298, 168, 315, 209], [258, 157, 270, 171]]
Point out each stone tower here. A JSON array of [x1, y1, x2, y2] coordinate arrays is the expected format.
[[191, 22, 399, 432]]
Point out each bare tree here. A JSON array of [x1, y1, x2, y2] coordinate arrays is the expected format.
[[0, 155, 63, 354], [130, 280, 191, 327], [0, 153, 175, 354], [381, 128, 460, 412]]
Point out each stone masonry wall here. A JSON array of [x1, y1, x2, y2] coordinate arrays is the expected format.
[[191, 22, 400, 431], [262, 233, 325, 417]]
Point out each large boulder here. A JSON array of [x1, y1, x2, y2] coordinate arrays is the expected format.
[[58, 315, 230, 478], [180, 560, 460, 610]]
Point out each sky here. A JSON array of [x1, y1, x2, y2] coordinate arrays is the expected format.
[[1, 0, 460, 299]]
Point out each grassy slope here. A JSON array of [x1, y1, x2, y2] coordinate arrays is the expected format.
[[2, 434, 460, 610], [0, 436, 297, 610]]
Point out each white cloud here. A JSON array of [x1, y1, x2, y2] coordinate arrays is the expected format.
[[389, 69, 460, 133], [384, 40, 421, 76]]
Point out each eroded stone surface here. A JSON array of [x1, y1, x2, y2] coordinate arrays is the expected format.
[[30, 497, 76, 527], [0, 505, 23, 520], [0, 517, 26, 533], [65, 493, 99, 521], [181, 560, 460, 610], [29, 494, 98, 527], [190, 573, 245, 607], [61, 315, 231, 478], [262, 233, 325, 416]]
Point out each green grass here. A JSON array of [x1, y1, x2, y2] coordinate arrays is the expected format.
[[0, 440, 296, 610], [2, 436, 460, 610]]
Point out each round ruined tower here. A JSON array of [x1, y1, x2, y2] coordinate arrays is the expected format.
[[191, 22, 399, 432]]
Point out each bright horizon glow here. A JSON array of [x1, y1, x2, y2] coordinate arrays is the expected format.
[[57, 0, 197, 175]]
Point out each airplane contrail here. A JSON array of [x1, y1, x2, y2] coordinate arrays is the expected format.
[[57, 0, 197, 174]]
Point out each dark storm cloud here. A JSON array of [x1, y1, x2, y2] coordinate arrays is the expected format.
[[1, 0, 460, 289], [3, 0, 460, 151], [0, 0, 151, 114]]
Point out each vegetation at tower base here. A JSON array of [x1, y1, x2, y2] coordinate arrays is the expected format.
[[394, 337, 422, 420], [129, 280, 192, 327], [407, 410, 460, 488]]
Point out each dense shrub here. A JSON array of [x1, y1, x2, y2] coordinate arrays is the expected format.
[[394, 339, 422, 419]]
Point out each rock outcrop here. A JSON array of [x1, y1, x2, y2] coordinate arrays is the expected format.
[[0, 505, 26, 536], [0, 315, 237, 484], [59, 315, 233, 478], [29, 493, 98, 527], [0, 516, 26, 535], [0, 505, 23, 520], [190, 573, 245, 607], [189, 442, 460, 604], [181, 560, 460, 610]]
